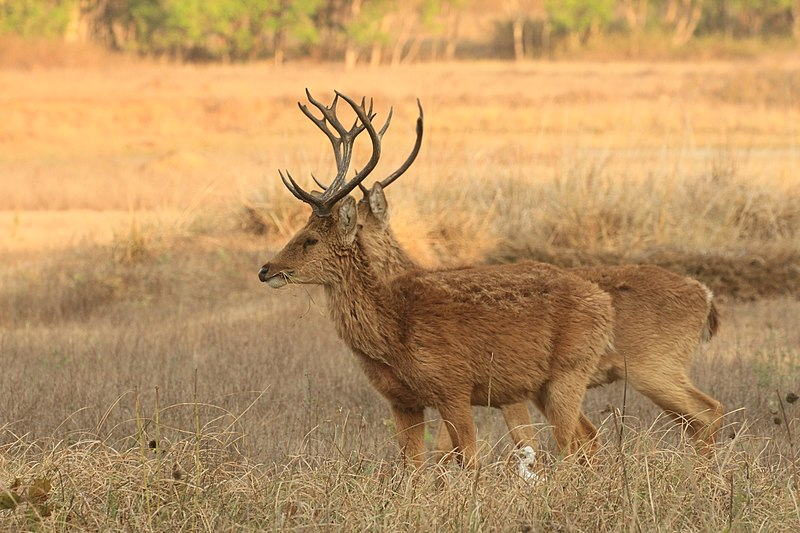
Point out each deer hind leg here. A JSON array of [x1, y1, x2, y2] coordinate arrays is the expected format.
[[575, 413, 600, 455], [629, 368, 724, 447], [437, 401, 479, 468], [390, 404, 426, 468], [432, 417, 456, 465]]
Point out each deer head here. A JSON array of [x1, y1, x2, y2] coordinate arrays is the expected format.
[[258, 90, 394, 288]]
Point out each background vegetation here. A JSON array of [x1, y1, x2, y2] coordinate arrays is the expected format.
[[1, 0, 800, 64]]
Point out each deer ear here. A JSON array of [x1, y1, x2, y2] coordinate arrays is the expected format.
[[337, 196, 358, 244], [368, 183, 389, 226]]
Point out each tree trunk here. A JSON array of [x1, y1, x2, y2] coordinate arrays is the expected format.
[[370, 42, 382, 67], [403, 36, 423, 64], [443, 6, 460, 61], [390, 15, 413, 66], [345, 46, 359, 69], [794, 1, 800, 40], [512, 17, 524, 61], [542, 20, 551, 57], [624, 0, 648, 56], [344, 0, 363, 69], [671, 0, 704, 47], [370, 13, 392, 67], [274, 29, 285, 66]]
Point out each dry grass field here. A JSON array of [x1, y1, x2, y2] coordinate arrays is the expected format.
[[1, 55, 799, 530]]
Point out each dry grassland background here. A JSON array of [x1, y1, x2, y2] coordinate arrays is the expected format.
[[1, 54, 799, 530]]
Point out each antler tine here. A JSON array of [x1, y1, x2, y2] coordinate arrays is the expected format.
[[378, 99, 423, 188], [307, 89, 348, 138], [298, 101, 343, 170], [378, 106, 393, 137], [279, 169, 324, 208], [311, 173, 328, 191]]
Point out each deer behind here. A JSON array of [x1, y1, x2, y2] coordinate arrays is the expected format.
[[358, 181, 724, 453]]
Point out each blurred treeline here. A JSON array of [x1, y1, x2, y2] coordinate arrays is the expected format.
[[1, 0, 799, 64]]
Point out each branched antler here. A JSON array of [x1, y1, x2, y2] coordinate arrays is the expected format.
[[279, 90, 393, 216], [310, 99, 424, 197]]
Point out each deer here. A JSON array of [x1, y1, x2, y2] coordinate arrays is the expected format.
[[351, 136, 724, 460], [258, 90, 616, 468]]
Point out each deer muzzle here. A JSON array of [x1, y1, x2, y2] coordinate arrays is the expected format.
[[258, 264, 290, 288]]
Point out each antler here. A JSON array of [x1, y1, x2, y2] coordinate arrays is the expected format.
[[364, 98, 424, 192], [279, 90, 392, 217], [299, 97, 423, 198]]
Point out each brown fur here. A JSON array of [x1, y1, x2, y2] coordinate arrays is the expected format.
[[260, 196, 615, 467], [357, 185, 724, 456]]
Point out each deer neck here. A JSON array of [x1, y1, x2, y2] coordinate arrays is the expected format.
[[381, 229, 419, 276], [323, 240, 402, 366], [363, 226, 419, 278]]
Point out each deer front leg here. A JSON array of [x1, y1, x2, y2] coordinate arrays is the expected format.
[[390, 404, 426, 468], [438, 401, 479, 468]]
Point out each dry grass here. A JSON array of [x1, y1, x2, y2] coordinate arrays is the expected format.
[[1, 264, 799, 529], [1, 57, 800, 529]]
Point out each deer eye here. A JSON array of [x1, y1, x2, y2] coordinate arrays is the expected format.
[[304, 237, 318, 248]]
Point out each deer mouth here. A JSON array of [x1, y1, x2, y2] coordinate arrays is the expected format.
[[258, 267, 293, 288], [264, 274, 289, 288]]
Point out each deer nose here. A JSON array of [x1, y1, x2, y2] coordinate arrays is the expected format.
[[258, 265, 271, 282]]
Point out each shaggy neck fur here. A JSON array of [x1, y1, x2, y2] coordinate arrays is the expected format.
[[323, 236, 402, 365]]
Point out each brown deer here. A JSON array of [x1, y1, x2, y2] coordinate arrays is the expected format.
[[258, 91, 615, 467], [355, 160, 724, 459]]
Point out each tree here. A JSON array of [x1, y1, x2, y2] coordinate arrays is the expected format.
[[503, 0, 546, 61], [621, 0, 648, 54], [266, 0, 319, 65], [662, 0, 704, 46], [723, 0, 794, 38], [545, 0, 614, 50], [0, 0, 72, 38]]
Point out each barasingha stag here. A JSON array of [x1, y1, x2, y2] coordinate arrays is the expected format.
[[351, 131, 724, 460], [258, 90, 615, 467]]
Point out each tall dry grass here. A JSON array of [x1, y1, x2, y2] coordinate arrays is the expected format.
[[1, 59, 799, 529]]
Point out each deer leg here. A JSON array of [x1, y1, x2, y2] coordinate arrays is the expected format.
[[432, 417, 456, 464], [629, 369, 724, 447], [537, 378, 591, 456], [438, 402, 479, 468], [500, 402, 537, 449], [434, 402, 537, 465], [530, 391, 598, 457], [575, 412, 600, 455], [390, 404, 426, 468]]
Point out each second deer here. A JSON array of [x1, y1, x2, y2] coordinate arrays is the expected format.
[[353, 120, 724, 460]]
